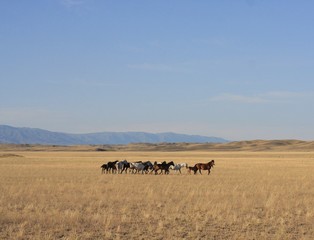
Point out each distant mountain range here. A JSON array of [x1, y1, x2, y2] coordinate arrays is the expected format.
[[0, 125, 228, 145]]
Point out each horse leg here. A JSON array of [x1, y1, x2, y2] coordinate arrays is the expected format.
[[179, 169, 181, 174], [199, 169, 202, 175]]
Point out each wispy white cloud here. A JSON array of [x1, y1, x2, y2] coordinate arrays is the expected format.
[[210, 93, 268, 104], [210, 91, 313, 104]]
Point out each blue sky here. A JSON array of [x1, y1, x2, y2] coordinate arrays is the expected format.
[[1, 0, 314, 140]]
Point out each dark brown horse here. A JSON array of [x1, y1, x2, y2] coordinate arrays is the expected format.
[[187, 165, 198, 175], [107, 160, 119, 173], [100, 163, 109, 174], [194, 160, 215, 175], [152, 161, 174, 175]]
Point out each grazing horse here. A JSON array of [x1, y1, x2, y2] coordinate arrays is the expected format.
[[169, 162, 188, 174], [107, 160, 119, 174], [195, 160, 215, 175], [153, 161, 174, 175], [116, 160, 130, 174], [100, 163, 109, 174]]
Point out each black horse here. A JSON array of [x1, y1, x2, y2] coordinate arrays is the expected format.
[[107, 160, 119, 174], [100, 163, 109, 174], [152, 161, 174, 175]]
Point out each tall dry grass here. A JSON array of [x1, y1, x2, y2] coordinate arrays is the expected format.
[[0, 151, 314, 239]]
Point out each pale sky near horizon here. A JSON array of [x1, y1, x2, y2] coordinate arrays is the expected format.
[[1, 0, 314, 140]]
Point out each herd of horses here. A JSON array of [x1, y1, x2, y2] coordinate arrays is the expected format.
[[100, 159, 215, 175]]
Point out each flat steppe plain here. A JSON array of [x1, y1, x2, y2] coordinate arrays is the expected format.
[[1, 148, 314, 239]]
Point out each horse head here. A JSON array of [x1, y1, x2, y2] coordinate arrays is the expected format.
[[168, 161, 174, 166], [210, 160, 215, 167]]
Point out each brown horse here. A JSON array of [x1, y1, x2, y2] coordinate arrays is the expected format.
[[187, 165, 198, 174], [194, 160, 215, 175]]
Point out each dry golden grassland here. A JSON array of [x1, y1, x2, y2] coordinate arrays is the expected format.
[[1, 151, 314, 239]]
